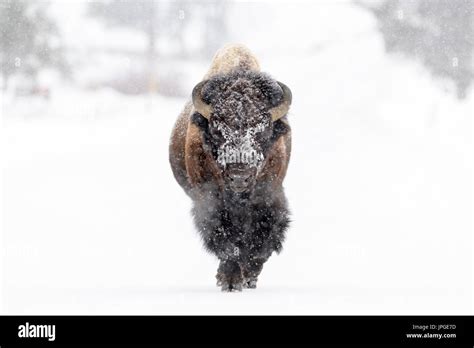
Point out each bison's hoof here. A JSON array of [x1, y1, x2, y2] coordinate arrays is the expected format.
[[216, 271, 243, 291], [243, 279, 257, 289], [221, 282, 243, 292]]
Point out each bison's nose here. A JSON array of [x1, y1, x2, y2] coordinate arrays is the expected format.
[[226, 170, 253, 193]]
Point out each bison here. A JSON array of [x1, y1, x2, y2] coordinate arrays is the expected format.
[[169, 44, 292, 291]]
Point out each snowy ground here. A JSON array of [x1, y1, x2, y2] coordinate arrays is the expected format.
[[1, 1, 473, 314]]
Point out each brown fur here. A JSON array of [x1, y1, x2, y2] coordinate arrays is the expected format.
[[203, 43, 260, 79], [169, 44, 292, 291], [169, 44, 291, 198], [257, 126, 291, 188]]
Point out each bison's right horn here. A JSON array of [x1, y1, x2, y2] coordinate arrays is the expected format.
[[192, 80, 212, 119], [270, 82, 292, 121]]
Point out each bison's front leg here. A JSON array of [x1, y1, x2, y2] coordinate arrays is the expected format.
[[241, 257, 266, 289], [216, 259, 244, 292], [240, 197, 290, 289]]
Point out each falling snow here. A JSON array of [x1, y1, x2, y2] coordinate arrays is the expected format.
[[1, 0, 472, 314]]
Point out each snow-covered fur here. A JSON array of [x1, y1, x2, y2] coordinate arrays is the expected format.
[[203, 43, 260, 79], [169, 44, 292, 291]]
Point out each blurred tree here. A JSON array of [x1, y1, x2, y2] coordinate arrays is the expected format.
[[168, 0, 190, 58], [88, 0, 229, 94], [203, 1, 229, 58], [359, 0, 473, 99], [88, 0, 159, 93], [0, 1, 67, 91]]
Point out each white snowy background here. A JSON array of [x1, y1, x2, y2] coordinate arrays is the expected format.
[[1, 0, 473, 314]]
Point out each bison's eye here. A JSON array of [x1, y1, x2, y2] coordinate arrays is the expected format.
[[210, 121, 231, 140], [253, 130, 265, 142], [210, 125, 221, 138]]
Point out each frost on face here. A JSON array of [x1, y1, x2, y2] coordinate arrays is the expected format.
[[204, 71, 280, 171], [214, 119, 267, 169]]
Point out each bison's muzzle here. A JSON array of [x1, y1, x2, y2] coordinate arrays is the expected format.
[[224, 164, 257, 193]]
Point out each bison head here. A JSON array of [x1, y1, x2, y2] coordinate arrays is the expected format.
[[192, 70, 292, 193]]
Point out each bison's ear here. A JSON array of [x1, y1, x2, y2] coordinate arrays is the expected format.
[[192, 80, 212, 119], [270, 82, 292, 121]]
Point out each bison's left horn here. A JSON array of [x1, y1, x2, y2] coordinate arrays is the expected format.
[[270, 82, 292, 121], [192, 80, 212, 119]]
